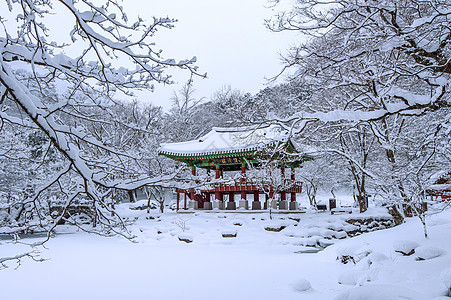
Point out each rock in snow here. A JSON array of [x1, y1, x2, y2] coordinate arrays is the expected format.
[[221, 229, 237, 238], [393, 240, 420, 256], [177, 233, 193, 243]]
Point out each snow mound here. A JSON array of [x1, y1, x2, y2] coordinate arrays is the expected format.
[[318, 238, 336, 248], [415, 246, 444, 260], [334, 231, 348, 239], [336, 242, 372, 264], [337, 269, 368, 285], [367, 252, 389, 265], [334, 284, 427, 300], [393, 240, 420, 256], [292, 278, 312, 292], [428, 218, 449, 227], [440, 268, 451, 295]]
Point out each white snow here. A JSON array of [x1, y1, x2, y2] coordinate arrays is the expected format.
[[292, 278, 312, 292], [336, 242, 372, 264], [440, 268, 451, 295], [1, 205, 451, 299], [177, 233, 193, 242], [337, 269, 369, 286], [393, 240, 420, 255], [415, 246, 444, 260], [334, 284, 427, 300], [159, 124, 294, 156]]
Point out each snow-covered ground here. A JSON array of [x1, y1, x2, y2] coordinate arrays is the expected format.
[[1, 203, 451, 300]]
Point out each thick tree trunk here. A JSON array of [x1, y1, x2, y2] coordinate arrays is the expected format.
[[128, 190, 135, 203], [159, 201, 164, 213]]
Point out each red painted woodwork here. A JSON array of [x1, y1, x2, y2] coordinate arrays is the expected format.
[[215, 166, 220, 179], [253, 191, 259, 202], [241, 190, 246, 200], [175, 175, 303, 211], [229, 191, 235, 202], [195, 193, 206, 208], [431, 190, 451, 201], [241, 165, 246, 182], [281, 191, 286, 201], [215, 186, 220, 201]]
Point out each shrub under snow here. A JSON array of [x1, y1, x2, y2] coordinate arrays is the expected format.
[[336, 242, 372, 264], [415, 246, 444, 261]]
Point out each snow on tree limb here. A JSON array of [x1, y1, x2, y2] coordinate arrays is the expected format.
[[0, 0, 205, 257]]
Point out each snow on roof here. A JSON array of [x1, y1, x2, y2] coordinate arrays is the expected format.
[[159, 125, 294, 156], [428, 170, 451, 191]]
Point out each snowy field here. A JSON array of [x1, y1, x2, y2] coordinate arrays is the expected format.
[[1, 203, 451, 300]]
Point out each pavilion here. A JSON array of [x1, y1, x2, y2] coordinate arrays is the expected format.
[[158, 125, 312, 211]]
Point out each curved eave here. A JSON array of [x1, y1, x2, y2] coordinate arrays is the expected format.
[[158, 139, 281, 159], [158, 138, 314, 167], [158, 148, 259, 161]]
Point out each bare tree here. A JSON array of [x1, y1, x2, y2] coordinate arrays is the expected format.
[[143, 185, 166, 213]]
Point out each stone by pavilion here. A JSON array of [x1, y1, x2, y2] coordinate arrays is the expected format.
[[158, 125, 312, 211]]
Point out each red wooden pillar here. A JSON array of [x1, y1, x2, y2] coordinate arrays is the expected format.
[[241, 163, 246, 200], [184, 192, 187, 210], [241, 164, 246, 181], [227, 190, 236, 210], [215, 165, 221, 179], [291, 168, 296, 202], [281, 167, 286, 201], [190, 166, 196, 207], [253, 191, 259, 202], [176, 190, 180, 211], [229, 191, 235, 202], [215, 165, 221, 201]]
